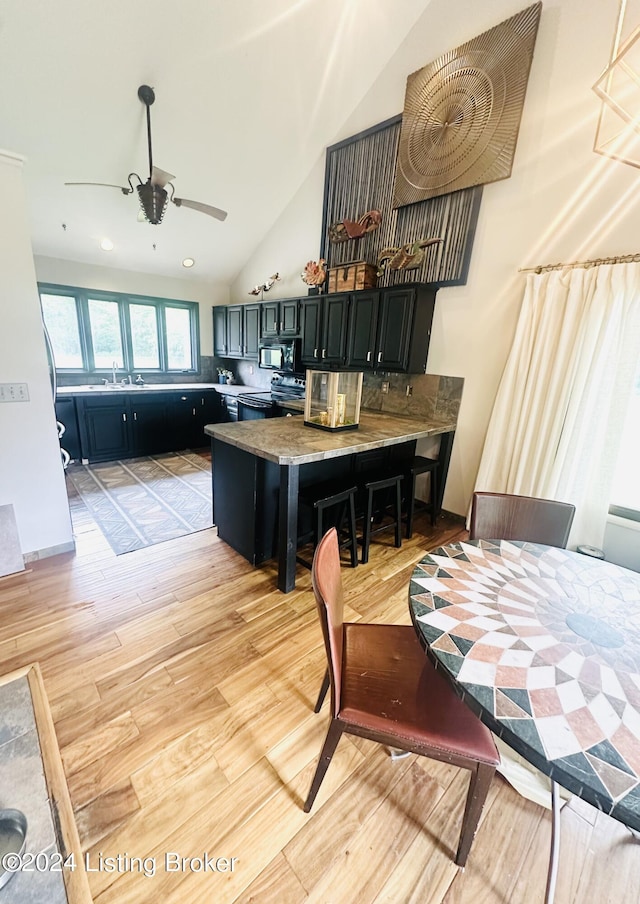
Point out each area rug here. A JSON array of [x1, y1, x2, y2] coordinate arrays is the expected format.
[[66, 451, 213, 554]]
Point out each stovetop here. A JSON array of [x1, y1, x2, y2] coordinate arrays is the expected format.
[[241, 372, 306, 403]]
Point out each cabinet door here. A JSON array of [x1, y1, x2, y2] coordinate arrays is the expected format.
[[170, 391, 205, 450], [321, 294, 349, 365], [280, 299, 299, 336], [130, 394, 172, 455], [346, 291, 379, 369], [300, 298, 323, 366], [213, 306, 228, 356], [78, 396, 131, 462], [243, 303, 261, 359], [376, 288, 415, 371], [261, 301, 279, 337], [226, 305, 243, 357]]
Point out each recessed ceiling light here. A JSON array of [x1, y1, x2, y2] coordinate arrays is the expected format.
[[182, 257, 195, 268], [100, 238, 114, 251]]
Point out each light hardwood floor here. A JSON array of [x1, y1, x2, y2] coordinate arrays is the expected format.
[[1, 485, 638, 903]]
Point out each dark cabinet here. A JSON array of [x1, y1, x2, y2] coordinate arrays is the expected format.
[[346, 291, 379, 369], [261, 299, 300, 338], [223, 304, 259, 359], [77, 394, 131, 462], [226, 305, 243, 357], [130, 394, 173, 455], [376, 285, 436, 373], [213, 305, 228, 356], [171, 391, 220, 449], [300, 294, 349, 367], [74, 389, 222, 462]]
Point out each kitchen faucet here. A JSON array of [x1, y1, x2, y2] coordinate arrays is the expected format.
[[111, 361, 118, 384]]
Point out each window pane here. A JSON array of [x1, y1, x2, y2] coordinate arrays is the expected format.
[[41, 294, 83, 368], [611, 366, 640, 512], [130, 304, 160, 369], [88, 298, 123, 369], [165, 306, 192, 370]]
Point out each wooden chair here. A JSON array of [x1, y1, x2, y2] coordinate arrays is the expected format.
[[469, 492, 575, 547], [304, 528, 499, 867]]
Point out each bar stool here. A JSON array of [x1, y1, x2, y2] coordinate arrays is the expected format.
[[402, 456, 439, 538], [360, 473, 403, 564], [296, 482, 358, 570]]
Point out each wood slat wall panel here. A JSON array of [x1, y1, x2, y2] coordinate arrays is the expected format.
[[321, 117, 482, 287]]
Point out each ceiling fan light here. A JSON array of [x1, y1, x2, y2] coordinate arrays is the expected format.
[[137, 182, 168, 224]]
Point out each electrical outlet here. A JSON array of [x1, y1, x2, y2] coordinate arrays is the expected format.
[[381, 381, 389, 394], [0, 382, 29, 402], [248, 365, 254, 375]]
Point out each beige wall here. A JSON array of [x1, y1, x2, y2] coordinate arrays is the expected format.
[[231, 0, 640, 517], [34, 255, 230, 355]]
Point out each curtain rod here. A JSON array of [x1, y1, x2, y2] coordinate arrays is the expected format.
[[519, 252, 640, 274]]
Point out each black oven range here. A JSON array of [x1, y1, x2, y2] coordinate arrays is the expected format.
[[237, 372, 306, 421]]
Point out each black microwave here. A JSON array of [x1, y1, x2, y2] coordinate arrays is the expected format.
[[258, 338, 300, 372]]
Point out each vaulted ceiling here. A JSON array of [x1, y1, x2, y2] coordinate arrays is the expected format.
[[0, 0, 432, 284]]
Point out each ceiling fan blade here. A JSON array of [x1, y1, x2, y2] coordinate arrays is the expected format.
[[151, 166, 175, 188], [172, 197, 228, 221], [65, 181, 132, 194]]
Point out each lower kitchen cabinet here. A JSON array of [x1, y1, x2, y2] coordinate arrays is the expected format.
[[73, 389, 222, 462]]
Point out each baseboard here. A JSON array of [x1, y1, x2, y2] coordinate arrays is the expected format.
[[24, 539, 76, 563]]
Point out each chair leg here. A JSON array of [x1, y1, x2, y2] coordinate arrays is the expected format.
[[394, 477, 402, 547], [362, 489, 374, 564], [303, 719, 344, 812], [455, 762, 495, 867], [313, 668, 330, 713], [348, 492, 358, 567], [406, 472, 417, 539]]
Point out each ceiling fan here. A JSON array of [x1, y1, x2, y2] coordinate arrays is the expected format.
[[65, 85, 227, 225]]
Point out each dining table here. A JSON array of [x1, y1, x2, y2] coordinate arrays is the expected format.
[[408, 539, 640, 902]]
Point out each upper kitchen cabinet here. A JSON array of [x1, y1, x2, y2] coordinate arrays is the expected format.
[[213, 305, 228, 356], [345, 291, 379, 370], [261, 298, 299, 338], [376, 285, 436, 373], [300, 294, 349, 367], [221, 303, 260, 360]]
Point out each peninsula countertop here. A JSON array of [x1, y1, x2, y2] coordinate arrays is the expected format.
[[204, 410, 456, 466]]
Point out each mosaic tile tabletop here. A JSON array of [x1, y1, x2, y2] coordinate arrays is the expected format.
[[409, 540, 640, 829]]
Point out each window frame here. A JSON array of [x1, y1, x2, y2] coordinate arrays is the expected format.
[[39, 283, 200, 375]]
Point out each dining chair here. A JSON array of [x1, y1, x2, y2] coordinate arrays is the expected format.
[[304, 528, 499, 866], [469, 491, 575, 547]]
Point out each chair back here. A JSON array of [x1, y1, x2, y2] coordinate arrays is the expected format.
[[469, 491, 575, 548], [311, 528, 344, 714]]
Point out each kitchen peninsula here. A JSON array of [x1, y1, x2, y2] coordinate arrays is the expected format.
[[205, 411, 457, 592]]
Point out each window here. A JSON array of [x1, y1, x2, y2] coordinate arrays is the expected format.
[[40, 293, 83, 368], [610, 363, 640, 521], [39, 284, 200, 375]]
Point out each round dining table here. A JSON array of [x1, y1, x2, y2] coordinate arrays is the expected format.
[[408, 539, 640, 901]]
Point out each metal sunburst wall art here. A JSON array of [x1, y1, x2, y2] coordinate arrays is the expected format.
[[393, 2, 542, 208]]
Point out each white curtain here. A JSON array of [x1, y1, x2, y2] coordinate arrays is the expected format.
[[475, 261, 640, 549]]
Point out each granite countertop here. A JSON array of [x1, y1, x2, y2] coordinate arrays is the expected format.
[[204, 410, 456, 465], [56, 382, 262, 396]]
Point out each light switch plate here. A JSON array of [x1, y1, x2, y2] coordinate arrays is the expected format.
[[0, 383, 29, 402]]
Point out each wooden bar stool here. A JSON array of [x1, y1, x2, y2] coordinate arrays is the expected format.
[[402, 456, 439, 538], [360, 473, 403, 564], [296, 483, 358, 570]]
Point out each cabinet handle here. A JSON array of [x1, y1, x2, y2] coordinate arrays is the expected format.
[[377, 351, 382, 363], [133, 412, 137, 421], [280, 321, 283, 332], [322, 348, 326, 358], [180, 396, 187, 400], [192, 408, 196, 416], [122, 412, 127, 422], [313, 348, 318, 357], [367, 351, 372, 362]]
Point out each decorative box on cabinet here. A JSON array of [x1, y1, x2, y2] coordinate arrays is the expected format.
[[327, 260, 377, 293]]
